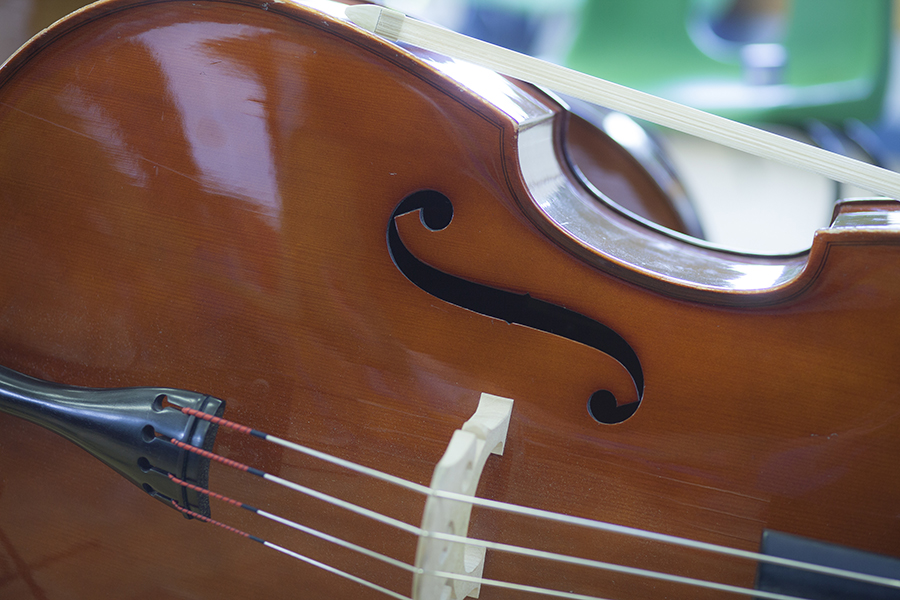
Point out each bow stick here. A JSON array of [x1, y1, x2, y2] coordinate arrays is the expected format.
[[346, 4, 900, 201]]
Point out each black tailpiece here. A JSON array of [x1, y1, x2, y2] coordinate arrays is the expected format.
[[0, 365, 225, 518]]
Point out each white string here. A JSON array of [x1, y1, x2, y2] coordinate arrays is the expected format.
[[259, 508, 417, 575], [212, 478, 811, 600], [250, 470, 809, 600], [253, 504, 626, 600], [260, 430, 900, 592], [185, 410, 898, 596], [260, 538, 413, 600]]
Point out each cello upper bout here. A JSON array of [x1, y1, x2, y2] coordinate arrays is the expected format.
[[516, 107, 900, 305]]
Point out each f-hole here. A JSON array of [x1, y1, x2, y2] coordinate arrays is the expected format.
[[386, 189, 644, 424]]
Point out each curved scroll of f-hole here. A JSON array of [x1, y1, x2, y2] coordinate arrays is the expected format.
[[386, 190, 644, 424]]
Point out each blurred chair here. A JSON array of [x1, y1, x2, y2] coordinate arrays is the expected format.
[[458, 0, 587, 56], [1, 0, 92, 64], [564, 0, 892, 126]]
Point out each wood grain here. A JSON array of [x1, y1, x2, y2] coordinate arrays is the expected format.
[[1, 1, 899, 598]]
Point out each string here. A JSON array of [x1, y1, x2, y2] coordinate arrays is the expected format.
[[179, 406, 900, 593], [170, 501, 413, 600], [168, 438, 422, 537], [170, 476, 620, 600], [171, 497, 621, 600], [167, 432, 898, 600], [165, 462, 811, 600], [168, 473, 417, 575]]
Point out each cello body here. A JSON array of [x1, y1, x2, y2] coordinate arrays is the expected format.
[[1, 1, 899, 598]]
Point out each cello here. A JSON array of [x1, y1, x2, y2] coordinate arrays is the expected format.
[[1, 0, 899, 598]]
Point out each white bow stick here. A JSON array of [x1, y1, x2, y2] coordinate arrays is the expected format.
[[346, 4, 900, 201]]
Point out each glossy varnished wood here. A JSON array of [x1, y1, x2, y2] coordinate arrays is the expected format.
[[1, 1, 899, 598], [563, 112, 700, 237]]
